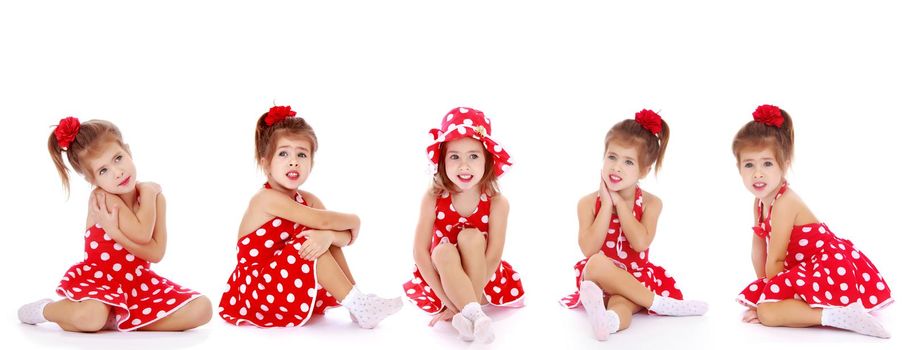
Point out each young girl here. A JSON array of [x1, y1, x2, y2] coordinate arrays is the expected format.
[[734, 104, 892, 337], [18, 117, 212, 332], [560, 110, 707, 341], [218, 106, 401, 328], [403, 107, 525, 343]]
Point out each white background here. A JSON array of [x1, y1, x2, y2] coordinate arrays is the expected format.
[[1, 1, 908, 349]]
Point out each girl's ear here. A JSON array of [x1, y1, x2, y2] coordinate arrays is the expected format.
[[641, 165, 652, 179]]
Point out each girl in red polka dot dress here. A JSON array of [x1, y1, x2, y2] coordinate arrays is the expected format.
[[403, 107, 525, 343], [218, 106, 401, 329], [561, 110, 707, 341], [734, 105, 892, 337], [17, 117, 212, 332]]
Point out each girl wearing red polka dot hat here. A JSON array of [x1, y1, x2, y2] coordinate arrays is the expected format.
[[218, 106, 401, 329], [560, 110, 708, 341], [18, 117, 212, 332], [403, 107, 525, 343], [734, 105, 892, 337]]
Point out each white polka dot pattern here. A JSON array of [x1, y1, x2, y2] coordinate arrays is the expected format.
[[561, 187, 684, 308], [219, 184, 340, 327], [737, 182, 891, 310], [404, 192, 524, 314]]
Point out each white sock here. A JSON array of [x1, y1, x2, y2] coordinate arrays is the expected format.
[[341, 289, 402, 329], [579, 281, 619, 340], [452, 313, 474, 342], [648, 295, 708, 316], [18, 298, 52, 325], [460, 302, 494, 343], [821, 301, 890, 338]]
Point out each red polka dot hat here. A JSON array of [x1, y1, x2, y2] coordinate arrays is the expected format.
[[426, 107, 512, 176]]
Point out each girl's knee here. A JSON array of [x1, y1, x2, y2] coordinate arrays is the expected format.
[[756, 303, 782, 327], [71, 301, 109, 332], [583, 254, 614, 279], [431, 243, 459, 266], [456, 228, 485, 248], [184, 297, 213, 329]]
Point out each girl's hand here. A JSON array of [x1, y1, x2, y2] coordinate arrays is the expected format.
[[742, 308, 760, 324], [599, 175, 611, 203], [298, 230, 333, 260], [90, 193, 120, 233], [429, 307, 456, 327], [349, 215, 361, 242], [607, 189, 623, 208], [599, 176, 621, 210]]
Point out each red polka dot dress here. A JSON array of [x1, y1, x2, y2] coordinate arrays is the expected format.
[[737, 182, 893, 310], [56, 224, 201, 331], [219, 186, 341, 327], [561, 187, 683, 308], [403, 192, 525, 314]]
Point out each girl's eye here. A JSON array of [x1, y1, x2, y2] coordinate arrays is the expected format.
[[298, 152, 307, 158], [278, 151, 288, 157], [99, 168, 107, 175], [744, 163, 753, 169], [469, 154, 479, 160], [607, 155, 617, 160], [625, 160, 634, 166], [763, 161, 774, 167], [114, 155, 122, 162], [449, 154, 459, 160]]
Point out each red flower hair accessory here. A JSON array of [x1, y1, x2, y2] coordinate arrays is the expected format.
[[54, 116, 81, 151], [265, 106, 297, 126], [634, 109, 663, 135], [752, 104, 784, 128]]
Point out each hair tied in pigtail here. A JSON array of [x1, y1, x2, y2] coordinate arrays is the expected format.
[[54, 116, 81, 151], [634, 109, 663, 135], [264, 106, 297, 126], [752, 104, 784, 128]]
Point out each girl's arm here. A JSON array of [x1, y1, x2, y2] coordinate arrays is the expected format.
[[484, 194, 509, 280], [750, 199, 766, 279], [91, 192, 167, 263], [765, 196, 798, 277], [255, 189, 360, 233], [300, 191, 354, 246], [413, 190, 457, 311], [98, 183, 160, 244], [751, 234, 767, 279], [615, 192, 661, 252], [578, 193, 614, 257]]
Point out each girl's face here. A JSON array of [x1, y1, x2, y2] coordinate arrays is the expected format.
[[738, 147, 787, 201], [602, 142, 647, 192], [264, 136, 313, 191], [444, 137, 486, 192], [85, 143, 137, 194]]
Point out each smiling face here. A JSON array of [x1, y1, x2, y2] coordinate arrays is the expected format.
[[602, 141, 648, 192], [738, 146, 788, 202], [443, 137, 486, 192], [262, 136, 313, 191], [84, 142, 137, 194]]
